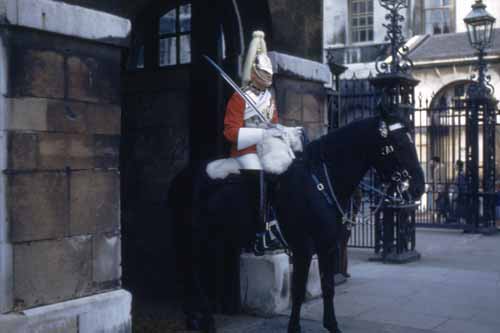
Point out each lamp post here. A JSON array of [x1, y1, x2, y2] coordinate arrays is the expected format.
[[463, 0, 498, 234], [370, 0, 421, 263], [464, 0, 496, 95]]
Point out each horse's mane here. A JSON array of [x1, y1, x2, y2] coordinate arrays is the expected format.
[[306, 117, 379, 164], [302, 117, 380, 199]]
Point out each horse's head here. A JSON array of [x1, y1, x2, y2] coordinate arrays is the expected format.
[[372, 115, 425, 203]]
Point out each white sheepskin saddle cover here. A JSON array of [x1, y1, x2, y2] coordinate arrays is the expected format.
[[206, 126, 303, 179]]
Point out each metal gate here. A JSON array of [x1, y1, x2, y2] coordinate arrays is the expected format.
[[414, 94, 500, 229], [332, 76, 380, 248], [333, 77, 500, 236]]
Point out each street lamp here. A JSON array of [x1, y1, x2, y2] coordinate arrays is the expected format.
[[463, 0, 498, 234], [464, 0, 496, 92], [464, 0, 496, 51]]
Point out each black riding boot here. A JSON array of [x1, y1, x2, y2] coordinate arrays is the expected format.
[[254, 170, 268, 255], [240, 170, 268, 255]]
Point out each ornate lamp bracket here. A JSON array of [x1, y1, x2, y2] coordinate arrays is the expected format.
[[375, 0, 414, 75]]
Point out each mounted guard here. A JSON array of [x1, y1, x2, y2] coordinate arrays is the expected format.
[[206, 31, 301, 255]]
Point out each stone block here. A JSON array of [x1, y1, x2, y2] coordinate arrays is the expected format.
[[0, 131, 6, 172], [68, 56, 120, 104], [87, 104, 121, 135], [283, 91, 303, 122], [38, 133, 94, 170], [240, 253, 291, 316], [46, 100, 88, 134], [302, 94, 321, 122], [37, 133, 68, 170], [6, 98, 48, 131], [9, 172, 68, 243], [7, 0, 131, 46], [77, 290, 132, 333], [268, 52, 330, 83], [14, 50, 64, 99], [68, 135, 94, 169], [0, 314, 26, 333], [7, 132, 38, 170], [0, 290, 131, 333], [0, 243, 13, 314], [94, 135, 120, 169], [305, 257, 322, 300], [305, 123, 327, 141], [13, 236, 92, 308], [93, 234, 121, 283], [67, 56, 100, 103], [0, 174, 7, 244], [29, 317, 78, 333], [70, 171, 120, 236]]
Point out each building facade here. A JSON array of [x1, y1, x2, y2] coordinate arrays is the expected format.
[[0, 0, 330, 332], [324, 0, 500, 221], [324, 0, 500, 102]]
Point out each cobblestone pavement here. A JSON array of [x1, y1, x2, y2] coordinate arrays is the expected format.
[[216, 229, 500, 333]]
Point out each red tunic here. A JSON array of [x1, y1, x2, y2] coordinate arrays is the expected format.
[[223, 92, 279, 157]]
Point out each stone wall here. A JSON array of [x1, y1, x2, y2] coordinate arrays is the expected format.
[[413, 61, 500, 104], [1, 26, 122, 311], [268, 0, 323, 62], [269, 52, 330, 140]]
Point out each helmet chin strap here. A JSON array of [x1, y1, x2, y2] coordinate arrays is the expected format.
[[252, 68, 273, 88]]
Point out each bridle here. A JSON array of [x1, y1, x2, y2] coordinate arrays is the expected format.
[[310, 121, 415, 229], [378, 121, 414, 205]]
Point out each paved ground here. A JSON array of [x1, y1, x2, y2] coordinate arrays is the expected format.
[[216, 229, 500, 333]]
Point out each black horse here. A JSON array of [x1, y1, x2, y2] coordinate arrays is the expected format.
[[175, 115, 425, 333]]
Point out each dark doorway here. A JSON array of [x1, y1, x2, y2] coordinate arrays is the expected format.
[[120, 0, 248, 330]]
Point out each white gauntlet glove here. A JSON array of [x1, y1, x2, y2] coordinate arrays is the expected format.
[[263, 127, 285, 140]]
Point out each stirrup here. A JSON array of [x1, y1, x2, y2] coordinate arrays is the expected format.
[[268, 220, 289, 250], [253, 233, 267, 256]]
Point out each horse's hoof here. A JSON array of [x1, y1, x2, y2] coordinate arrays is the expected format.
[[324, 322, 342, 333], [288, 323, 301, 333], [186, 316, 216, 333], [326, 326, 342, 333]]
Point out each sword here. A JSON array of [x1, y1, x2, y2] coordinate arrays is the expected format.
[[203, 55, 270, 125]]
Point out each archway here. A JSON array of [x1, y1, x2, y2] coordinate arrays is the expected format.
[[427, 80, 474, 183]]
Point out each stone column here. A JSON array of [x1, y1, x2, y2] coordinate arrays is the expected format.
[[0, 1, 131, 332]]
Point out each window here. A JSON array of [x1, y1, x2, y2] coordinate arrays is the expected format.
[[159, 3, 191, 67], [424, 0, 454, 35], [350, 0, 374, 43]]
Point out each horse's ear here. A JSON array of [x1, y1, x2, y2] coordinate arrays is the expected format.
[[379, 120, 388, 138]]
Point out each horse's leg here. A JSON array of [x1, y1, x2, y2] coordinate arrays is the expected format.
[[185, 223, 216, 333], [288, 249, 312, 333], [317, 248, 342, 333], [185, 171, 216, 333]]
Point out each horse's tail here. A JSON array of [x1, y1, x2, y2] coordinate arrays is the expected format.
[[169, 161, 212, 317]]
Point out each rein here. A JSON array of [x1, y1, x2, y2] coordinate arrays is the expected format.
[[311, 163, 389, 229], [309, 121, 413, 229]]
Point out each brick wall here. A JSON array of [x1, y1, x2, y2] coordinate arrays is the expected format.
[[3, 27, 122, 310]]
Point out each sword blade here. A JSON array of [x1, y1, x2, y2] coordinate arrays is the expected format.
[[203, 55, 269, 124]]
